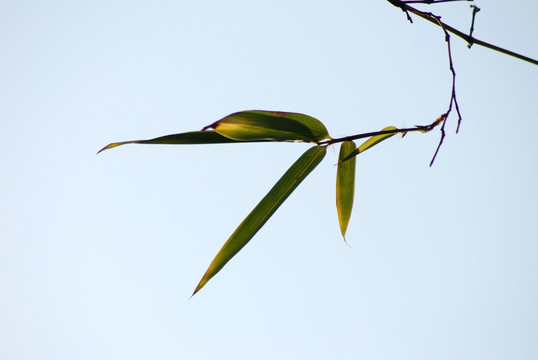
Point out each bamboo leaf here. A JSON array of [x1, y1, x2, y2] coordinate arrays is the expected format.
[[340, 126, 398, 163], [97, 130, 268, 154], [193, 145, 327, 295], [202, 110, 331, 143], [336, 141, 356, 239]]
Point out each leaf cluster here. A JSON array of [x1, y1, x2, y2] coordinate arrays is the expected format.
[[99, 111, 398, 294]]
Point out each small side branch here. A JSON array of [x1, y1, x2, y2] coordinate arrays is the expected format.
[[467, 5, 480, 48], [428, 14, 462, 166]]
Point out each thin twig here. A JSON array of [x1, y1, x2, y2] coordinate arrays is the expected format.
[[318, 115, 444, 146], [387, 0, 538, 66], [429, 114, 447, 166], [426, 13, 462, 166]]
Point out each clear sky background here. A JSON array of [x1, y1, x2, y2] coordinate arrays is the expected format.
[[1, 1, 537, 359]]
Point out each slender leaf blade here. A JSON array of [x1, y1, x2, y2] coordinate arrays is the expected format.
[[340, 126, 398, 163], [97, 130, 267, 154], [336, 141, 357, 238], [358, 126, 398, 153], [193, 145, 327, 295], [202, 110, 331, 143]]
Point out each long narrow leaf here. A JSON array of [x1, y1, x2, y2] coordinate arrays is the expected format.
[[336, 141, 357, 239], [202, 110, 331, 143], [340, 126, 398, 163], [97, 130, 269, 154], [193, 145, 327, 295]]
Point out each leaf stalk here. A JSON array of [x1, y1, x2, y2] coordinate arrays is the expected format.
[[318, 115, 444, 147]]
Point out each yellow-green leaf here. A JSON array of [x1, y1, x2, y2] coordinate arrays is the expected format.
[[336, 141, 356, 238], [341, 126, 398, 163], [97, 130, 265, 154], [202, 110, 331, 143], [193, 145, 327, 295]]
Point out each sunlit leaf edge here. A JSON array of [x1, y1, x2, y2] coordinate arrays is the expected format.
[[203, 110, 331, 143]]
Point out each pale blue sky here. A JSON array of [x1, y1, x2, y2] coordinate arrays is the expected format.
[[1, 1, 537, 359]]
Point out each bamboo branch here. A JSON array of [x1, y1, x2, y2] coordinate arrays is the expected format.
[[318, 115, 445, 146], [387, 0, 538, 66]]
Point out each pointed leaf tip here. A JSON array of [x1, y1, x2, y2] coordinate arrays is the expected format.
[[97, 130, 270, 154], [97, 141, 133, 154]]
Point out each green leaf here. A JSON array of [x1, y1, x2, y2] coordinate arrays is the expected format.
[[340, 126, 398, 163], [336, 141, 356, 239], [202, 110, 331, 143], [97, 130, 268, 154], [193, 145, 327, 295]]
